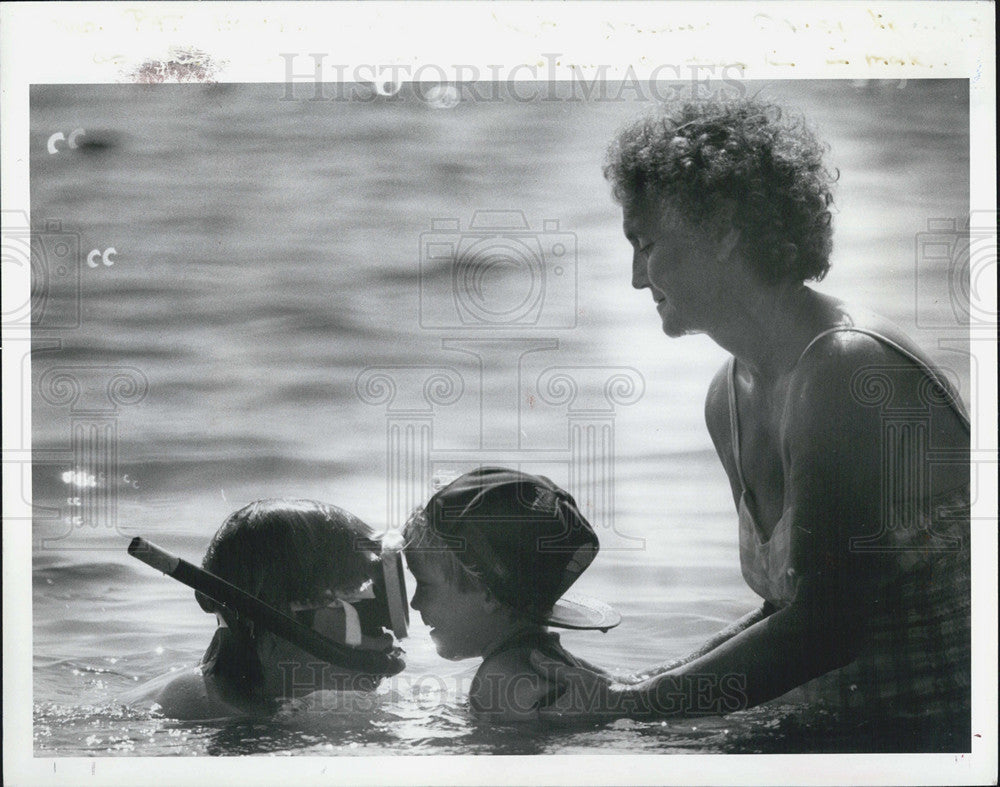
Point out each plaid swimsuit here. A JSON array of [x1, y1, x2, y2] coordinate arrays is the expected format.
[[728, 328, 971, 739]]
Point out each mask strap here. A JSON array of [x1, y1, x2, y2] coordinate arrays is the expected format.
[[381, 545, 409, 639], [339, 600, 363, 646], [215, 610, 253, 639]]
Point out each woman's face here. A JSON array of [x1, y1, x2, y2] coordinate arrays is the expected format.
[[623, 199, 736, 337]]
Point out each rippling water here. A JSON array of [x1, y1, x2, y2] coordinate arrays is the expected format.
[[28, 80, 969, 755]]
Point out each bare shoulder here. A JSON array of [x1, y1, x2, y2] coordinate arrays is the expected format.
[[790, 317, 954, 400], [784, 330, 902, 430], [783, 321, 968, 450], [470, 649, 541, 722], [792, 302, 944, 385], [791, 327, 900, 380], [153, 669, 245, 721], [704, 359, 733, 443]]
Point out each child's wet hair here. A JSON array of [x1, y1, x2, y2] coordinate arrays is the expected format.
[[402, 507, 486, 594], [196, 498, 377, 620]]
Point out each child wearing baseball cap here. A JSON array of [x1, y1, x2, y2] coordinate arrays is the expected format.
[[403, 467, 620, 722]]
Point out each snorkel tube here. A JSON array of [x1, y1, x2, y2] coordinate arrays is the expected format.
[[128, 537, 406, 677]]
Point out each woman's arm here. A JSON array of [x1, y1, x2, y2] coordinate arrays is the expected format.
[[609, 603, 774, 686], [663, 602, 775, 668], [620, 591, 861, 717], [535, 335, 917, 720], [532, 595, 857, 720]]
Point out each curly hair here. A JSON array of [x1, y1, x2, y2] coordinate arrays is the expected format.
[[603, 97, 837, 283]]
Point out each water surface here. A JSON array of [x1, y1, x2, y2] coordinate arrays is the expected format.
[[29, 80, 969, 755]]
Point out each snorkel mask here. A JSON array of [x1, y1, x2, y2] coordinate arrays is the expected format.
[[128, 535, 408, 678], [291, 534, 409, 648]]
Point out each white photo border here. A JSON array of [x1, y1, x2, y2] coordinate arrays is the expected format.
[[2, 2, 996, 785]]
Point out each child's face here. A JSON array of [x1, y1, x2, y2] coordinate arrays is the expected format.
[[407, 556, 499, 661], [256, 633, 382, 696]]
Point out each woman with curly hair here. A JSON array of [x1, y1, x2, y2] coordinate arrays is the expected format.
[[531, 97, 971, 751]]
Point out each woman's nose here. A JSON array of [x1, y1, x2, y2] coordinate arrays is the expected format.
[[632, 250, 649, 290]]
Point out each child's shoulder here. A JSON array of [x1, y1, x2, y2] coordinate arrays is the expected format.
[[470, 648, 538, 722], [470, 631, 572, 722], [151, 668, 250, 721]]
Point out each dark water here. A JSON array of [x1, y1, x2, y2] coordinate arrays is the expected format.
[[27, 80, 969, 755]]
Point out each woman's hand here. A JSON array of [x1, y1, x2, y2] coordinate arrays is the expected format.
[[529, 652, 635, 723]]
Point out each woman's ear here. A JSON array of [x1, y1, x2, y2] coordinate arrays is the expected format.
[[711, 199, 740, 260], [480, 587, 505, 615], [718, 226, 741, 261]]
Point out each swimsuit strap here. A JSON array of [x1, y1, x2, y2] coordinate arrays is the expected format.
[[726, 356, 749, 493], [796, 327, 971, 431], [727, 327, 969, 496]]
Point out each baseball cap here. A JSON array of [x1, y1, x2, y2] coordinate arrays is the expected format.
[[423, 467, 621, 631]]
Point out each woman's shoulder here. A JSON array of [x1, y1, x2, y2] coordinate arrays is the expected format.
[[703, 359, 735, 436], [787, 300, 949, 400], [795, 300, 936, 373], [782, 304, 968, 447]]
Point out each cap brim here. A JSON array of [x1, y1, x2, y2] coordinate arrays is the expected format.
[[543, 589, 621, 631]]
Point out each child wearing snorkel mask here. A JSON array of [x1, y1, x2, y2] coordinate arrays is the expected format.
[[404, 468, 620, 722], [139, 499, 407, 721]]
